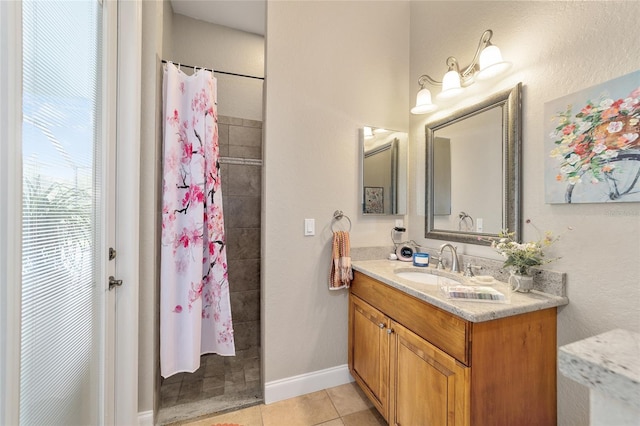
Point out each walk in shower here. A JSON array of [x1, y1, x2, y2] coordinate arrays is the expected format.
[[158, 115, 263, 424]]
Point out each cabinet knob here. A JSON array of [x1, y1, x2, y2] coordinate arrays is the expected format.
[[387, 328, 394, 335], [378, 323, 385, 329]]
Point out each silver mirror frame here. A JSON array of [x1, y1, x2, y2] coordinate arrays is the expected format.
[[360, 128, 408, 216], [425, 82, 522, 245]]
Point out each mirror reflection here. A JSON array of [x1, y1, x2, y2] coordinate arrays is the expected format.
[[425, 83, 522, 245], [433, 106, 503, 233], [361, 127, 408, 215]]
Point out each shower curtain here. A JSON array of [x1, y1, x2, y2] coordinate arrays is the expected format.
[[161, 62, 235, 378]]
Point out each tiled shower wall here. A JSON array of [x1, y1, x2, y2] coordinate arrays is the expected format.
[[219, 115, 262, 356]]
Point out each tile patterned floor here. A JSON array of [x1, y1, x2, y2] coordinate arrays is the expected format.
[[171, 382, 386, 426], [158, 350, 262, 425]]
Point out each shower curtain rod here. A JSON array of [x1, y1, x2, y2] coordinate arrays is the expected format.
[[162, 59, 264, 81]]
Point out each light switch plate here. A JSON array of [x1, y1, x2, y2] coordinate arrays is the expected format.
[[304, 218, 315, 236]]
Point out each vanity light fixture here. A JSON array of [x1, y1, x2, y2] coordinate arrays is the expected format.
[[411, 29, 511, 115]]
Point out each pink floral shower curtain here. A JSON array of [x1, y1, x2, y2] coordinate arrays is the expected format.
[[161, 63, 235, 378]]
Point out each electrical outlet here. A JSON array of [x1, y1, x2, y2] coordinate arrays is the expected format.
[[477, 218, 484, 233]]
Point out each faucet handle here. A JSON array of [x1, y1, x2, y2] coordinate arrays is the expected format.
[[463, 263, 474, 277], [436, 258, 445, 270], [463, 263, 483, 277]]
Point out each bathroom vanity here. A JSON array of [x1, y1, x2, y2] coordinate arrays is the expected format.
[[348, 259, 568, 426]]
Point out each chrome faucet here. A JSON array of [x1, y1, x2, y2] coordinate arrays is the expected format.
[[439, 243, 461, 273]]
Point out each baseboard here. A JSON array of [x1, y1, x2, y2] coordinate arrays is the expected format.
[[138, 410, 154, 426], [264, 364, 354, 404]]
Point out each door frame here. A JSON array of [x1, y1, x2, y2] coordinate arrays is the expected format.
[[114, 0, 142, 424], [0, 0, 142, 424], [0, 2, 22, 425]]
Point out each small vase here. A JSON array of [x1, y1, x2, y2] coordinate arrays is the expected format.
[[509, 272, 534, 293]]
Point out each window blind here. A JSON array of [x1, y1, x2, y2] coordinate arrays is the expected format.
[[20, 1, 104, 424]]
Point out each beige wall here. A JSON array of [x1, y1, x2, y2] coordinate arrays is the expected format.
[[170, 14, 264, 121], [408, 2, 640, 425], [263, 0, 410, 382], [139, 0, 172, 415]]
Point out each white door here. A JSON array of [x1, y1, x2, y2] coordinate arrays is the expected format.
[[0, 0, 127, 424], [20, 0, 117, 424]]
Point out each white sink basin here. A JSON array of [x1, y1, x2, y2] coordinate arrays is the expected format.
[[394, 270, 460, 286]]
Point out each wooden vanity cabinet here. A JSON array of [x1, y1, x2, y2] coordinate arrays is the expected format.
[[390, 320, 470, 426], [348, 271, 557, 426], [349, 295, 390, 418]]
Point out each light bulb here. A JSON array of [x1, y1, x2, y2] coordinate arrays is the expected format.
[[438, 70, 464, 99], [477, 45, 511, 80], [411, 88, 437, 114]]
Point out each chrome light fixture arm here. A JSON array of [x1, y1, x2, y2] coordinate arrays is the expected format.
[[411, 29, 509, 115], [417, 61, 456, 88], [418, 74, 440, 88], [418, 29, 495, 88], [460, 29, 494, 81]]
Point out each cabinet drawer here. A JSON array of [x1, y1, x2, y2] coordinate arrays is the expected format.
[[351, 271, 470, 364]]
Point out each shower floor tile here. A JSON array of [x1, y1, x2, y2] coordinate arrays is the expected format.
[[158, 353, 262, 424]]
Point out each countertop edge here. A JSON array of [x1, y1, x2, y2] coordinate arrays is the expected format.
[[558, 329, 640, 410]]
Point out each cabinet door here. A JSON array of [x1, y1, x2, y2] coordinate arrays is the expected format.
[[349, 295, 390, 419], [390, 321, 470, 426]]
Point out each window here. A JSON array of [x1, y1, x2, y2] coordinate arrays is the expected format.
[[20, 1, 104, 423]]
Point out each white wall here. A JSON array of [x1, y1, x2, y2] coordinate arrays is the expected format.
[[263, 0, 410, 383], [408, 2, 640, 425], [170, 13, 264, 121]]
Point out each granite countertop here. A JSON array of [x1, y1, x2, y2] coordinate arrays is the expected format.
[[352, 259, 569, 323], [558, 329, 640, 410]]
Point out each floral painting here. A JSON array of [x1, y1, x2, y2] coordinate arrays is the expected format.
[[544, 70, 640, 203], [364, 187, 384, 214]]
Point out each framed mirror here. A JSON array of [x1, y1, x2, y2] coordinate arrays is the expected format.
[[425, 83, 522, 245], [361, 127, 408, 215]]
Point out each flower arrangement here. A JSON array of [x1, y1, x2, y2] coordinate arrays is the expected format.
[[481, 220, 570, 276], [549, 87, 640, 186]]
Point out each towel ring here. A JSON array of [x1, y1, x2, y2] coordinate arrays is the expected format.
[[458, 211, 474, 231], [331, 210, 352, 232]]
